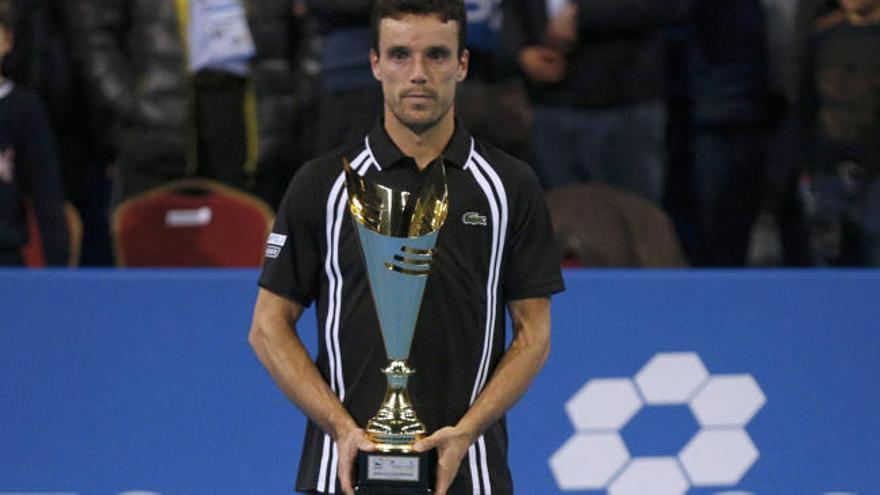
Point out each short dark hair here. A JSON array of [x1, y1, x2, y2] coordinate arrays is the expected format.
[[371, 0, 468, 57]]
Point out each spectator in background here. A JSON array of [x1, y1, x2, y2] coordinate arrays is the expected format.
[[6, 0, 114, 266], [305, 0, 384, 154], [738, 0, 821, 267], [790, 0, 838, 96], [456, 0, 532, 160], [5, 0, 95, 206], [797, 0, 880, 266], [502, 0, 692, 203], [0, 0, 70, 266], [67, 0, 301, 209], [665, 0, 777, 266]]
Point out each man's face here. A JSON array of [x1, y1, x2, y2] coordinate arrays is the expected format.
[[371, 14, 468, 134]]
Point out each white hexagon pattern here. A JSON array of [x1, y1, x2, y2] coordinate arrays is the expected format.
[[679, 429, 759, 486], [549, 432, 630, 490], [690, 375, 767, 427], [551, 353, 766, 493], [565, 378, 643, 431], [635, 352, 709, 405], [608, 457, 689, 495]]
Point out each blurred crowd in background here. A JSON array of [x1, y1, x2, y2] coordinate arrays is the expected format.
[[1, 0, 878, 268]]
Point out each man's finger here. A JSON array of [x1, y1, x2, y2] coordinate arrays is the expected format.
[[413, 428, 448, 452], [412, 435, 435, 452], [434, 461, 455, 495], [338, 462, 354, 495], [357, 435, 376, 452], [338, 438, 357, 495]]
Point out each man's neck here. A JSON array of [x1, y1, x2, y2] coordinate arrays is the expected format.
[[384, 110, 455, 171]]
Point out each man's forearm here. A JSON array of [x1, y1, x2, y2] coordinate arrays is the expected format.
[[249, 293, 358, 440], [455, 298, 552, 442]]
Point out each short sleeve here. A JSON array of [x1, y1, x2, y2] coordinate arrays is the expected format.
[[502, 166, 565, 301], [258, 165, 323, 307]]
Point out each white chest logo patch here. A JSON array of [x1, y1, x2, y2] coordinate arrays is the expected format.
[[462, 212, 487, 227]]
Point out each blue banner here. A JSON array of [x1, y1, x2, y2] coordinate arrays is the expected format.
[[0, 269, 877, 494]]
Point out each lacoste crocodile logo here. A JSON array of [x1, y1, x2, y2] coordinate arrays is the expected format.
[[462, 211, 487, 226]]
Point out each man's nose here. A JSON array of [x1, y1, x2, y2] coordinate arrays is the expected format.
[[409, 55, 428, 84]]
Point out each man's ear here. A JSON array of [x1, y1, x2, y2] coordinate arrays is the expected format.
[[370, 48, 382, 81], [457, 48, 470, 82]]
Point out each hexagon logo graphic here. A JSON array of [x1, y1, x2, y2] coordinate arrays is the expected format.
[[566, 378, 643, 431], [679, 430, 759, 486], [550, 432, 630, 490], [550, 352, 766, 493], [690, 375, 766, 427], [635, 352, 709, 405], [609, 457, 688, 495]]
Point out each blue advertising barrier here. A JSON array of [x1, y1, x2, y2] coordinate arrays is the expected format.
[[0, 269, 878, 494]]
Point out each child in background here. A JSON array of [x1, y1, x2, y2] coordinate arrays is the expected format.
[[0, 0, 69, 266], [798, 0, 880, 265]]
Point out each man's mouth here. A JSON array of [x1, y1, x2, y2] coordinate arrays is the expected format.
[[403, 92, 435, 100]]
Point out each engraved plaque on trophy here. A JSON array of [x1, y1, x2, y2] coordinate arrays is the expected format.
[[344, 158, 448, 494]]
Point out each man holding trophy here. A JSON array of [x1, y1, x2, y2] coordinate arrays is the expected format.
[[249, 1, 564, 493]]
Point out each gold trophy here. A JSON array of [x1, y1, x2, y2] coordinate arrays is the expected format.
[[345, 158, 448, 493]]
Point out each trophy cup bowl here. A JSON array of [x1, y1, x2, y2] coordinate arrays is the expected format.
[[345, 158, 448, 493]]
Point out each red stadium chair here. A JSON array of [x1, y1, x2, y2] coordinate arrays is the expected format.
[[547, 182, 688, 268], [22, 200, 83, 268], [111, 178, 274, 267]]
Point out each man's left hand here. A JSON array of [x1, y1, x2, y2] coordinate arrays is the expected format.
[[413, 426, 473, 495], [336, 426, 375, 495]]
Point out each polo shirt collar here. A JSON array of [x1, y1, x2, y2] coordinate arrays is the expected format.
[[367, 118, 471, 170]]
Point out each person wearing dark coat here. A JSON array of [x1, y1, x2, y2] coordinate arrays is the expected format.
[[666, 0, 777, 266], [67, 0, 302, 208], [0, 0, 69, 266], [501, 0, 693, 202]]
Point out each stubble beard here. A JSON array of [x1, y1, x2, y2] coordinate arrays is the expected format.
[[393, 96, 454, 136]]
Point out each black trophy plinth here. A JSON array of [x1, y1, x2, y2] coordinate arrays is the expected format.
[[355, 449, 437, 494]]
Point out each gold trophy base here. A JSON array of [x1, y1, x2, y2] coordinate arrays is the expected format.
[[357, 361, 434, 492], [365, 360, 427, 453]]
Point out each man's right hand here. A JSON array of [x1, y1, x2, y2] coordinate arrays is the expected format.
[[336, 426, 376, 495], [518, 46, 567, 84]]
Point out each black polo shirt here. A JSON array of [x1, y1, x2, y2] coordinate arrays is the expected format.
[[259, 120, 564, 494]]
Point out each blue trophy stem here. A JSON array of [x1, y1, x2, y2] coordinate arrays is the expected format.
[[354, 223, 438, 360]]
